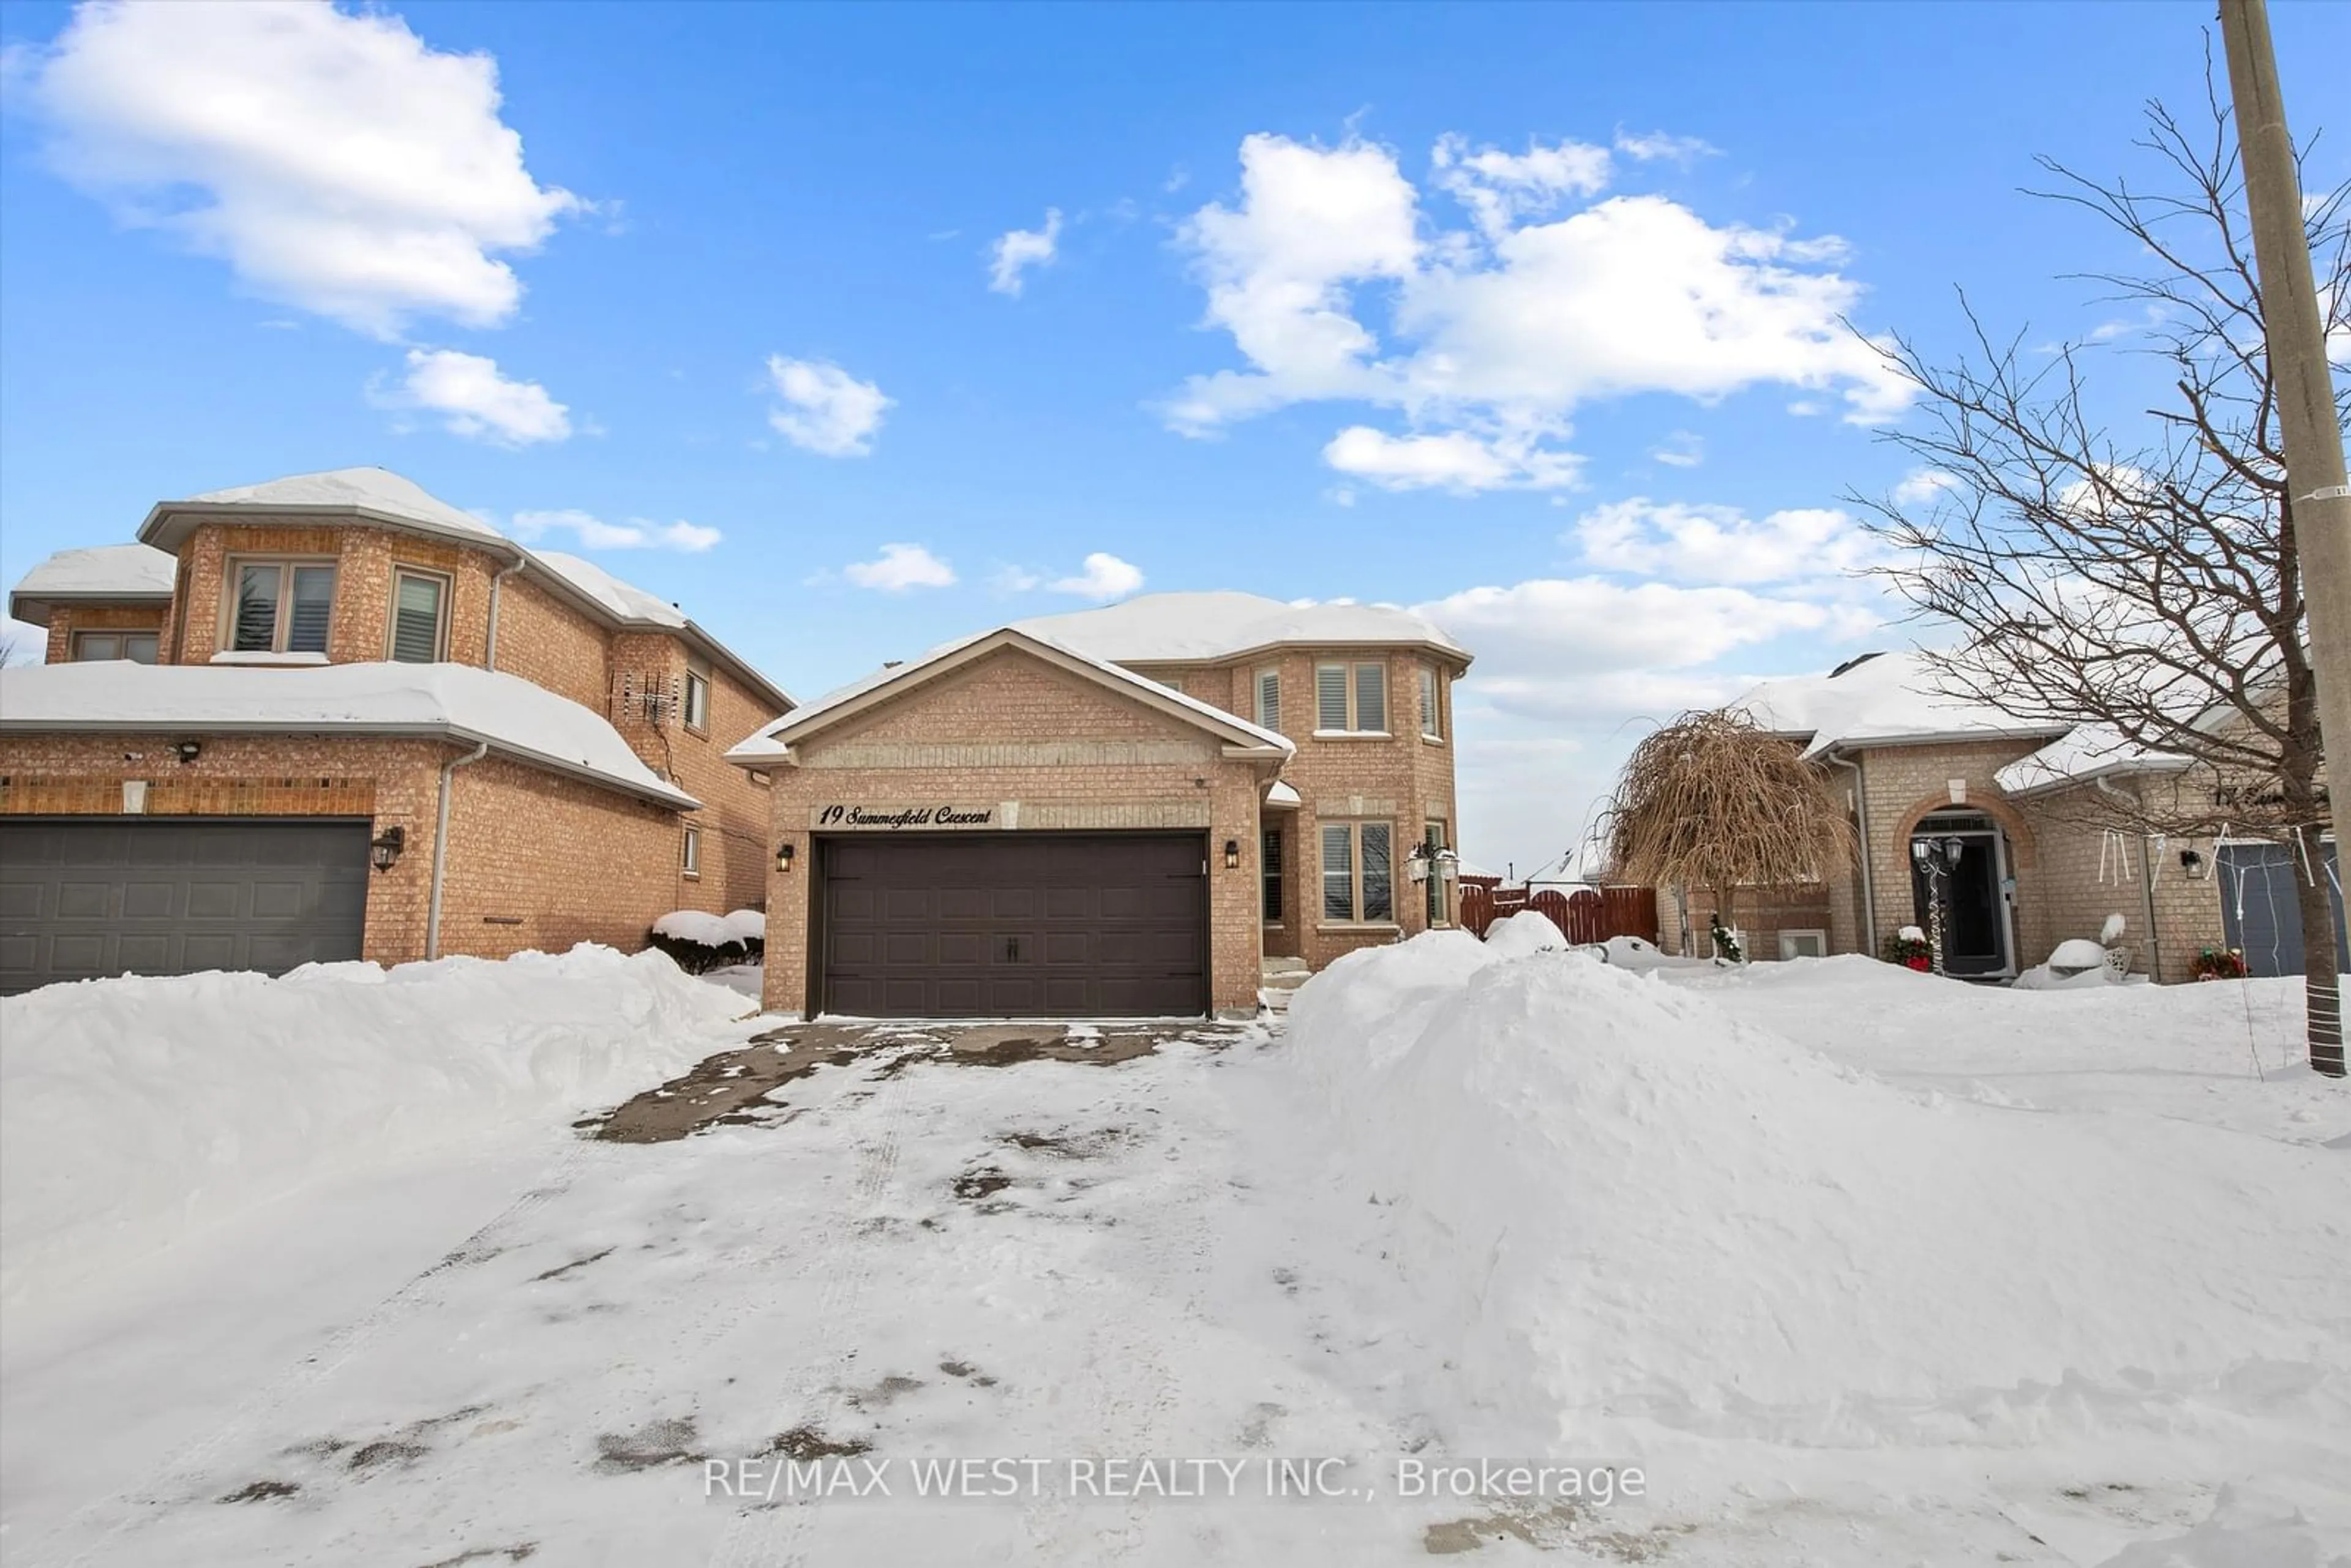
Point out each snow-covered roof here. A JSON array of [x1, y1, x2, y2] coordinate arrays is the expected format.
[[1993, 727, 2194, 798], [728, 625, 1294, 766], [8, 544, 177, 623], [530, 550, 688, 629], [1265, 780, 1302, 807], [1016, 591, 1469, 667], [155, 466, 504, 544], [1734, 650, 2071, 759], [0, 661, 698, 809], [107, 466, 790, 711]]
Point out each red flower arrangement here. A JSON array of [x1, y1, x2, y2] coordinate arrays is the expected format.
[[2189, 946, 2249, 981]]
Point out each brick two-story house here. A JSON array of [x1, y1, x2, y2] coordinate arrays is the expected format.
[[0, 467, 792, 993], [725, 593, 1472, 1019]]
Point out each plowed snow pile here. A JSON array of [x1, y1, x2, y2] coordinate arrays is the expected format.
[[1283, 933, 2349, 1452], [1, 945, 744, 1307]]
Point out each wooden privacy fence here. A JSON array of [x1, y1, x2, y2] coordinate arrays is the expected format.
[[1457, 883, 1657, 945]]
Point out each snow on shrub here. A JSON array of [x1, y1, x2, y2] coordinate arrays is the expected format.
[[647, 908, 767, 973], [1280, 934, 2344, 1450], [1482, 909, 1570, 958], [0, 945, 743, 1307]]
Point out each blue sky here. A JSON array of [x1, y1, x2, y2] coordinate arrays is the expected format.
[[2, 0, 2344, 875]]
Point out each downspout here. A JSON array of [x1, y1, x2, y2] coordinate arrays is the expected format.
[[484, 558, 527, 672], [426, 741, 491, 959], [2097, 775, 2164, 983], [1825, 747, 1876, 953]]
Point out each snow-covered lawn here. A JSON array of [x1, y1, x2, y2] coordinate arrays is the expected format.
[[1, 939, 2344, 1566]]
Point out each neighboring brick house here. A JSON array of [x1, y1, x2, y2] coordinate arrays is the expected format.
[[1700, 651, 2257, 984], [0, 467, 792, 992], [727, 595, 1473, 1019]]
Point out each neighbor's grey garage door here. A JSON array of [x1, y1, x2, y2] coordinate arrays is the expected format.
[[2217, 841, 2349, 978], [820, 833, 1207, 1018], [0, 818, 370, 994]]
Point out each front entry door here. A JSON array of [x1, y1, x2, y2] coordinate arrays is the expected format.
[[1910, 814, 2012, 978]]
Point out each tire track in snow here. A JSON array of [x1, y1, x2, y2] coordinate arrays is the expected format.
[[32, 1133, 601, 1568], [707, 1048, 916, 1568]]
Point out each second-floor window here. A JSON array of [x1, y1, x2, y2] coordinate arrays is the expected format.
[[389, 571, 449, 663], [1256, 669, 1280, 732], [684, 661, 711, 732], [232, 561, 335, 655], [1420, 664, 1443, 741], [1315, 661, 1387, 733], [72, 631, 158, 663]]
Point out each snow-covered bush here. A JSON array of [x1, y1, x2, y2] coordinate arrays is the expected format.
[[646, 908, 767, 973]]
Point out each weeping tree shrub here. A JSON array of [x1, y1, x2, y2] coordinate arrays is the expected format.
[[1604, 709, 1858, 955], [1853, 67, 2348, 1073]]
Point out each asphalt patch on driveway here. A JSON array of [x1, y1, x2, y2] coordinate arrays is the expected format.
[[587, 1021, 1254, 1144]]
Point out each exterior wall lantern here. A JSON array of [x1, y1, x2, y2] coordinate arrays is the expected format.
[[1406, 842, 1431, 883], [1437, 847, 1460, 881], [1223, 838, 1240, 870], [2180, 847, 2209, 879], [369, 825, 406, 872], [776, 841, 796, 874], [174, 739, 203, 764]]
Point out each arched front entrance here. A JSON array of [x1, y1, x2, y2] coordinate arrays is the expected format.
[[1908, 809, 2019, 978]]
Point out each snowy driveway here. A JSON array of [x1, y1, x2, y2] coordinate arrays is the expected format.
[[7, 1017, 1534, 1567], [6, 956, 2346, 1568]]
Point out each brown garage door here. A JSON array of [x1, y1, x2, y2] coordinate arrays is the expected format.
[[820, 833, 1207, 1018]]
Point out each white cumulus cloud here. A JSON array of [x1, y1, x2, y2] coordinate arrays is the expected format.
[[383, 348, 571, 446], [1323, 426, 1581, 493], [1049, 552, 1144, 601], [20, 0, 581, 337], [509, 509, 719, 552], [988, 208, 1063, 296], [1572, 497, 1877, 584], [1891, 467, 1962, 506], [841, 543, 955, 591], [1166, 133, 1911, 491], [765, 356, 892, 457]]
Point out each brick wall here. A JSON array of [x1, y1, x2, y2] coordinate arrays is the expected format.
[[437, 751, 686, 958], [0, 729, 700, 969], [492, 572, 612, 710], [0, 730, 444, 964], [1130, 648, 1462, 969], [42, 602, 168, 663], [762, 647, 1273, 1016]]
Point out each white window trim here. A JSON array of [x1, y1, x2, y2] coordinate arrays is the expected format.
[[681, 826, 702, 879], [386, 566, 453, 664], [684, 660, 713, 735], [224, 556, 339, 655], [1420, 664, 1444, 743]]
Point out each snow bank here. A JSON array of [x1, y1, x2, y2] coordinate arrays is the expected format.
[[1482, 909, 1569, 957], [0, 945, 741, 1307], [653, 908, 767, 947], [1282, 936, 2349, 1450]]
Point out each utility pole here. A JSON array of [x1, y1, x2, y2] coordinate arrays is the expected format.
[[2220, 0, 2351, 1076]]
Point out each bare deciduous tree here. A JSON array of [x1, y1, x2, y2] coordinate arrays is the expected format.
[[1604, 708, 1856, 951], [1855, 65, 2349, 1071]]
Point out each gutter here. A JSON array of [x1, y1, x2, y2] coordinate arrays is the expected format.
[[1824, 746, 1877, 953], [484, 557, 527, 672], [0, 715, 699, 811], [426, 741, 490, 960], [2097, 775, 2165, 984]]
